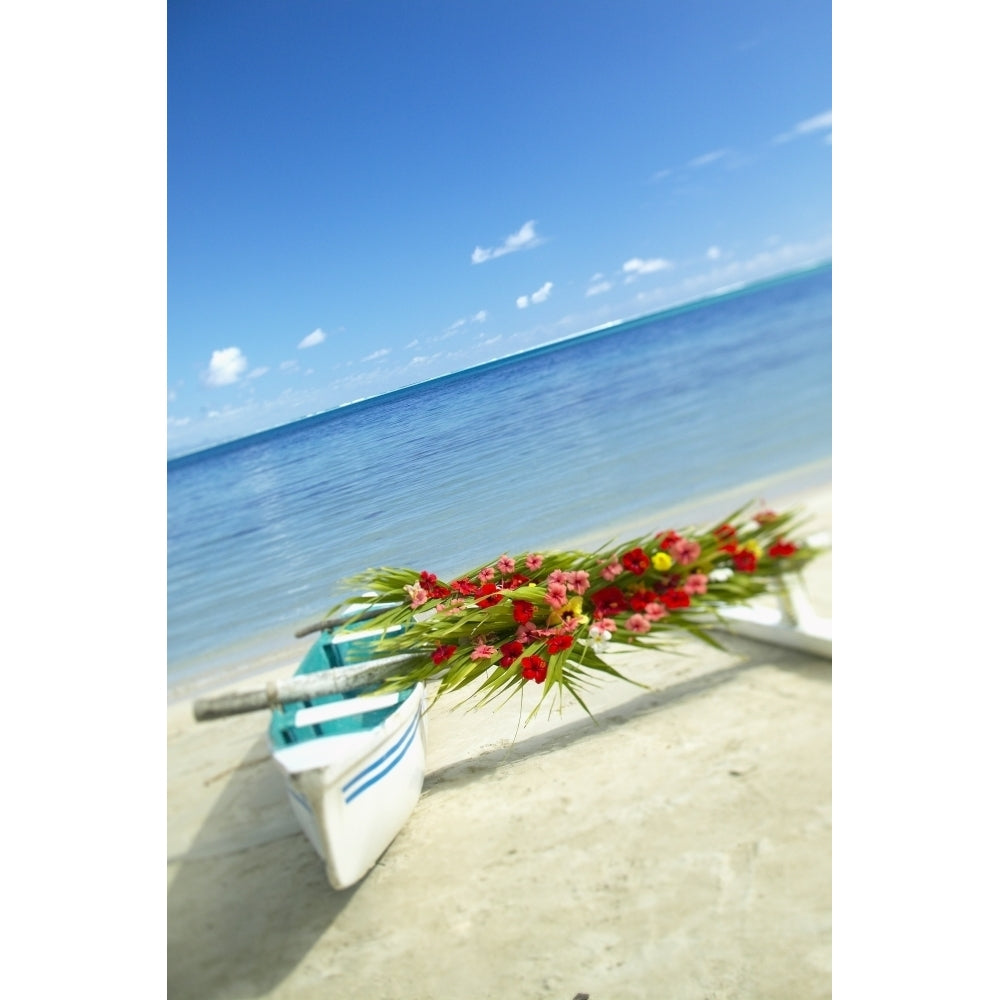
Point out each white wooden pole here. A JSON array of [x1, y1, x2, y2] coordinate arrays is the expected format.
[[192, 653, 426, 722]]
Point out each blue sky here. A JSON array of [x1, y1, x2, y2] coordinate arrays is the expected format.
[[167, 0, 831, 456], [10, 5, 1000, 970]]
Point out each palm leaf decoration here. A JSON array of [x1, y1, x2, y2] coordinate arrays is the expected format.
[[327, 505, 822, 719]]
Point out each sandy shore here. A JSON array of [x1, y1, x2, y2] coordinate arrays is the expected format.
[[168, 482, 831, 1000]]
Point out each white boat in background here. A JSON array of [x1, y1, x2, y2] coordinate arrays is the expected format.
[[715, 556, 832, 659], [267, 620, 428, 890]]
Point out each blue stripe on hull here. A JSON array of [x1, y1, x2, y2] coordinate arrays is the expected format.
[[342, 709, 422, 804], [287, 783, 312, 814]]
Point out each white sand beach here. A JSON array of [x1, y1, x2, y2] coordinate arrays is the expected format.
[[168, 482, 831, 999]]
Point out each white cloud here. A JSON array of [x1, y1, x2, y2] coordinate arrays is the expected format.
[[445, 310, 488, 334], [650, 168, 672, 182], [203, 347, 248, 387], [774, 109, 832, 143], [471, 220, 542, 264], [688, 149, 729, 168], [405, 339, 419, 349], [279, 359, 298, 371], [796, 110, 832, 133], [298, 328, 326, 349], [707, 246, 721, 260], [517, 280, 554, 308], [362, 348, 390, 362], [586, 280, 613, 297], [248, 366, 268, 379], [622, 257, 674, 282], [647, 236, 831, 309]]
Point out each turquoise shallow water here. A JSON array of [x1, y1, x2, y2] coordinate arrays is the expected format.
[[168, 263, 832, 696]]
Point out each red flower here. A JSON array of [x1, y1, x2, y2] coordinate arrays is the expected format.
[[419, 571, 439, 588], [501, 573, 530, 590], [754, 509, 778, 524], [733, 549, 758, 573], [521, 655, 548, 683], [713, 524, 737, 540], [629, 588, 659, 612], [622, 547, 650, 575], [592, 585, 628, 616], [451, 578, 478, 595], [719, 542, 739, 555], [499, 640, 523, 668], [431, 644, 457, 665], [475, 582, 504, 608], [512, 599, 536, 623], [768, 540, 798, 558], [662, 588, 691, 609], [658, 530, 681, 551], [546, 634, 573, 655]]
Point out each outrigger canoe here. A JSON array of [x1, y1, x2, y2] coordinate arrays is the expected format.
[[266, 615, 428, 890]]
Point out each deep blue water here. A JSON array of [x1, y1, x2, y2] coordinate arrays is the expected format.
[[168, 263, 831, 695]]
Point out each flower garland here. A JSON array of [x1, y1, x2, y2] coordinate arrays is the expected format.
[[326, 503, 822, 718]]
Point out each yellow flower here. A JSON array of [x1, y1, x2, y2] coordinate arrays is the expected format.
[[744, 540, 762, 557], [652, 551, 673, 571], [547, 595, 588, 628]]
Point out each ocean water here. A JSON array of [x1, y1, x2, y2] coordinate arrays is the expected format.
[[167, 263, 832, 698]]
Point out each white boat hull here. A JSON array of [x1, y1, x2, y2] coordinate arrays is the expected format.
[[715, 574, 832, 659], [270, 682, 427, 889]]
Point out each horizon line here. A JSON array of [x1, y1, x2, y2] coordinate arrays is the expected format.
[[168, 258, 831, 464]]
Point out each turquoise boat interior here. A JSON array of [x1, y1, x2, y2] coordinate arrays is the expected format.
[[269, 622, 412, 746]]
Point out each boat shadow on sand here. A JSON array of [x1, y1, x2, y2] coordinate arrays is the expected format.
[[167, 635, 829, 1000]]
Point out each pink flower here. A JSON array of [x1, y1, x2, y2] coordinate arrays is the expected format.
[[547, 569, 568, 586], [594, 617, 617, 633], [568, 570, 590, 594], [670, 539, 702, 566], [525, 553, 544, 571], [497, 555, 516, 575], [644, 601, 667, 621], [478, 566, 495, 583], [404, 583, 428, 608], [684, 573, 708, 595], [545, 581, 568, 608], [515, 624, 534, 644], [625, 614, 651, 634], [471, 642, 497, 661], [601, 559, 623, 581]]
